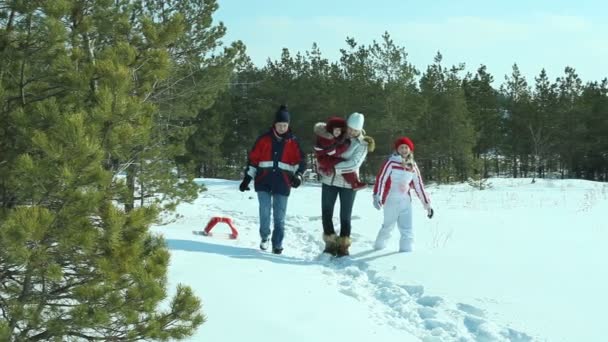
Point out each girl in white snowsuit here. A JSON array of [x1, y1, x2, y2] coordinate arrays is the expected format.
[[372, 137, 434, 252]]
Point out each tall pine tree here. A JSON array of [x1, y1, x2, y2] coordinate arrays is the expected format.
[[462, 65, 502, 177], [418, 52, 476, 182], [0, 0, 241, 339], [500, 64, 532, 178]]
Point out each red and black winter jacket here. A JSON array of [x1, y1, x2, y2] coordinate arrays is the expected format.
[[245, 128, 306, 196], [313, 121, 350, 175], [315, 136, 350, 175]]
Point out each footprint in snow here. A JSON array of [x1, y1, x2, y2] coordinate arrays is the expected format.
[[457, 303, 486, 317], [417, 296, 444, 307]]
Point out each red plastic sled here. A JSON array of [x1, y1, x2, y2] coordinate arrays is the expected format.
[[200, 216, 238, 239]]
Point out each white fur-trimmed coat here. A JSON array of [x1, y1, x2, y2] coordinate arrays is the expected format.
[[319, 131, 369, 189]]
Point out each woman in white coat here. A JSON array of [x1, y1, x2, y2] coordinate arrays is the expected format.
[[318, 112, 375, 256], [372, 137, 434, 252]]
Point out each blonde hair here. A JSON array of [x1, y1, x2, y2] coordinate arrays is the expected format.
[[401, 152, 415, 169]]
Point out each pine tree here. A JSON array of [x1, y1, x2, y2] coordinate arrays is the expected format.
[[418, 52, 476, 182], [500, 64, 533, 178], [555, 67, 584, 178], [104, 0, 244, 212], [368, 32, 421, 165], [578, 79, 608, 180], [185, 92, 233, 178], [0, 1, 241, 339], [336, 37, 384, 178], [462, 65, 502, 177], [556, 76, 608, 180], [529, 68, 558, 180]]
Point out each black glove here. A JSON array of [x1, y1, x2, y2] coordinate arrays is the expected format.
[[239, 175, 252, 192], [427, 208, 434, 219], [290, 173, 303, 188]]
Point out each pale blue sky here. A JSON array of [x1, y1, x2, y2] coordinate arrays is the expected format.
[[214, 0, 607, 85]]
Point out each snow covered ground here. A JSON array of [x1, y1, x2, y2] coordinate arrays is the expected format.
[[151, 178, 608, 341]]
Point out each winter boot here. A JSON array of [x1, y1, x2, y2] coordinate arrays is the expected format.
[[322, 233, 338, 256], [336, 236, 352, 257], [272, 247, 283, 255], [398, 237, 413, 253], [342, 172, 367, 191], [260, 238, 270, 251]]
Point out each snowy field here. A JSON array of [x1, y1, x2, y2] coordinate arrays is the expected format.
[[151, 178, 608, 342]]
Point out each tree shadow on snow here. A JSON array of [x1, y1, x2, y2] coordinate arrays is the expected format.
[[165, 238, 317, 267]]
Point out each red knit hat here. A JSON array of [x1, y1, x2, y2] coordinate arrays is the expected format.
[[325, 116, 346, 133], [394, 137, 414, 151]]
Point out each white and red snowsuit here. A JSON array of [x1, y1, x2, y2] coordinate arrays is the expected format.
[[372, 153, 431, 252]]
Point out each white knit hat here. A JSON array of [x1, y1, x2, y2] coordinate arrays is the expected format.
[[346, 112, 364, 130]]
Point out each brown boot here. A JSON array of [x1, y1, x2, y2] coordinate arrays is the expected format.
[[336, 236, 352, 257], [322, 233, 338, 256]]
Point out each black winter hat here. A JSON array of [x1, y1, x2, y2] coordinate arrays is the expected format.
[[274, 105, 290, 123]]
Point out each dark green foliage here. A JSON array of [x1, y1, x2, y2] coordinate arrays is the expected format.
[[463, 65, 502, 177], [184, 32, 608, 183], [417, 53, 476, 182], [1, 0, 242, 340]]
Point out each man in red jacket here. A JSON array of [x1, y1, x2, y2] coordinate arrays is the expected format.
[[239, 105, 306, 254]]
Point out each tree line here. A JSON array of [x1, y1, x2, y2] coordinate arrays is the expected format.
[[183, 33, 608, 184]]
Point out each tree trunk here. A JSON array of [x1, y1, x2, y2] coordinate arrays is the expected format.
[[125, 164, 136, 212], [512, 155, 518, 178]]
